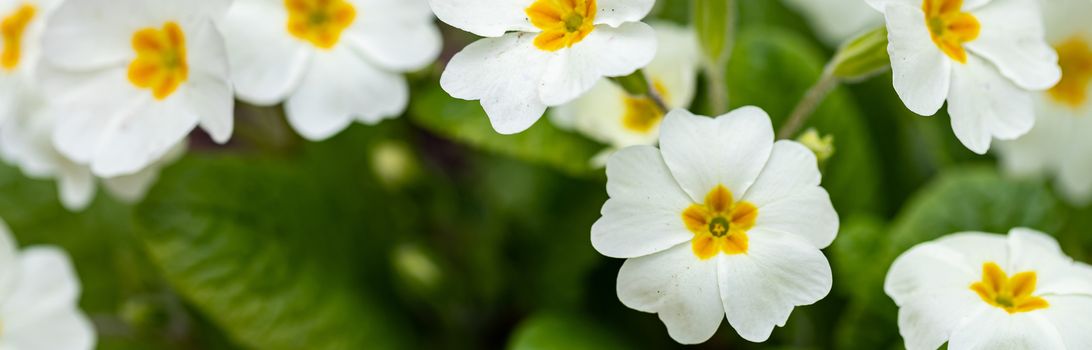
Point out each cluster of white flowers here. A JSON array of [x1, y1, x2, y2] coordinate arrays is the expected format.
[[0, 0, 1089, 347], [0, 220, 94, 349]]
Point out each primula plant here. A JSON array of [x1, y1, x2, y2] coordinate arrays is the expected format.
[[0, 0, 1090, 349]]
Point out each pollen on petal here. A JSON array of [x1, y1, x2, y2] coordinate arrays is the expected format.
[[127, 22, 189, 100], [525, 0, 597, 52], [0, 4, 36, 71]]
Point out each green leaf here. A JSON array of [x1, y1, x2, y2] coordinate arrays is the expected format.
[[133, 125, 416, 350], [727, 27, 884, 216], [409, 86, 604, 177], [507, 312, 632, 350]]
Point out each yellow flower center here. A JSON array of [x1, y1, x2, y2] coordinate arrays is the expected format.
[[621, 81, 669, 133], [681, 185, 758, 259], [922, 0, 980, 64], [1048, 36, 1092, 109], [525, 0, 596, 52], [1, 3, 36, 71], [128, 22, 189, 100], [286, 0, 356, 49], [969, 262, 1049, 314]]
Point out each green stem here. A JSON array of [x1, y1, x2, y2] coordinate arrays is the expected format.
[[610, 69, 669, 113], [777, 67, 839, 139]]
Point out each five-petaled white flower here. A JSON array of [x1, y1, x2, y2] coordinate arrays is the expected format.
[[782, 0, 881, 45], [0, 220, 96, 350], [886, 228, 1092, 350], [867, 0, 1061, 154], [0, 0, 182, 210], [218, 0, 441, 141], [430, 0, 657, 134], [552, 22, 698, 162], [996, 0, 1092, 206], [38, 0, 233, 177], [591, 107, 839, 344]]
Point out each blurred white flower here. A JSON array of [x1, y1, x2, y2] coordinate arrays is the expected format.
[[867, 0, 1061, 154], [218, 0, 441, 141], [552, 22, 698, 157], [591, 107, 838, 344], [995, 0, 1092, 205], [0, 0, 60, 126], [781, 0, 881, 45], [38, 0, 233, 177], [886, 228, 1092, 350], [0, 220, 96, 350], [431, 0, 657, 134], [0, 0, 179, 210]]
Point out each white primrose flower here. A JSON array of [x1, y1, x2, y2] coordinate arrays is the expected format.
[[867, 0, 1062, 154], [995, 0, 1092, 205], [886, 228, 1092, 350], [552, 22, 698, 159], [0, 0, 181, 210], [591, 107, 839, 344], [431, 0, 657, 134], [218, 0, 441, 141], [0, 220, 96, 350], [37, 0, 233, 177], [781, 0, 882, 45]]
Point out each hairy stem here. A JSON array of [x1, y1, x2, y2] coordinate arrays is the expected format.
[[777, 67, 839, 139]]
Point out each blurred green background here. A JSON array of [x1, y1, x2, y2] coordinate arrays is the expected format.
[[2, 0, 1090, 349]]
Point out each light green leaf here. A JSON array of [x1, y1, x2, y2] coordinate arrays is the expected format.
[[133, 125, 416, 350], [507, 312, 631, 350], [830, 27, 890, 82], [409, 86, 604, 177]]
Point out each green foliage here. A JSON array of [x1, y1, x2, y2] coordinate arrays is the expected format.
[[508, 312, 632, 350], [727, 27, 884, 216], [132, 125, 416, 350], [409, 86, 604, 178]]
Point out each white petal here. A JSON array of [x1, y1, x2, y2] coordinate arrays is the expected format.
[[895, 291, 982, 350], [440, 32, 550, 134], [884, 233, 1001, 305], [89, 96, 199, 177], [44, 68, 134, 165], [949, 308, 1065, 350], [345, 0, 442, 72], [717, 229, 832, 343], [427, 0, 536, 37], [743, 141, 837, 248], [965, 0, 1061, 90], [102, 142, 185, 203], [55, 163, 96, 212], [592, 146, 694, 259], [538, 22, 656, 106], [0, 247, 96, 350], [40, 0, 143, 71], [1006, 228, 1092, 296], [593, 0, 654, 27], [658, 107, 774, 203], [616, 244, 723, 345], [220, 0, 312, 105], [865, 0, 917, 12], [549, 80, 632, 144], [1042, 295, 1092, 350], [947, 55, 1035, 154], [883, 2, 952, 116], [285, 48, 407, 141], [183, 20, 235, 144]]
